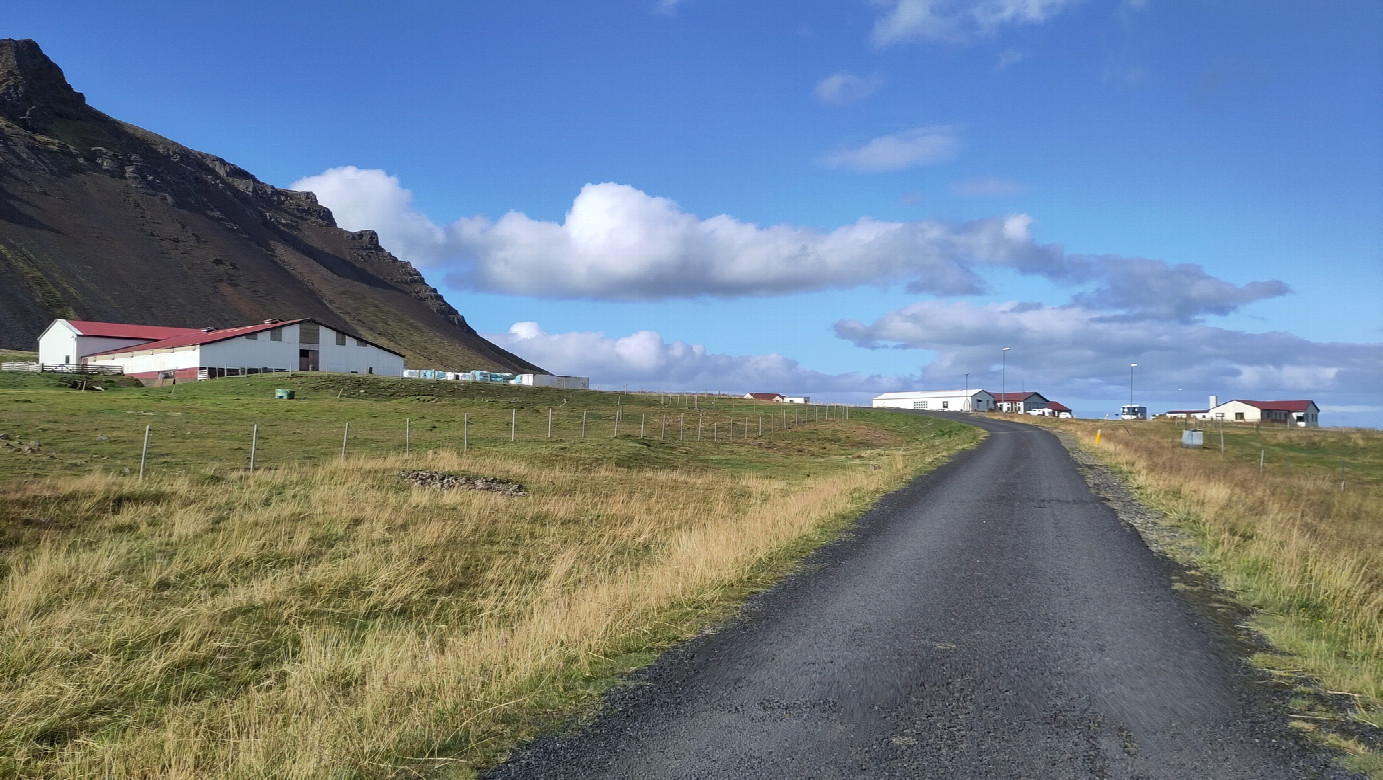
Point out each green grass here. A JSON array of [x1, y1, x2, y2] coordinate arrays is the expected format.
[[0, 373, 982, 778]]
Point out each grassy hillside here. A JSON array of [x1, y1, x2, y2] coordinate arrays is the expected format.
[[1026, 416, 1383, 776], [0, 373, 981, 778]]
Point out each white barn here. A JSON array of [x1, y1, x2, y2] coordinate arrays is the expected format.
[[57, 318, 405, 383], [38, 320, 206, 368], [872, 389, 996, 412]]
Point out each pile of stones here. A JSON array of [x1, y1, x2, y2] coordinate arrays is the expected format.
[[398, 470, 527, 496]]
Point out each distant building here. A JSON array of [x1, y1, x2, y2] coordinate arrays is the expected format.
[[46, 318, 405, 383], [872, 389, 996, 412], [991, 392, 1049, 414], [782, 396, 810, 404], [515, 374, 589, 390], [1211, 399, 1319, 427], [1027, 401, 1073, 418], [1161, 396, 1319, 427], [744, 392, 786, 401]]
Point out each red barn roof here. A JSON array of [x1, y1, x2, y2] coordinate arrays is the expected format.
[[65, 320, 205, 341], [1238, 400, 1316, 412], [746, 392, 785, 401], [1046, 401, 1071, 412], [88, 319, 310, 356], [990, 392, 1047, 402]]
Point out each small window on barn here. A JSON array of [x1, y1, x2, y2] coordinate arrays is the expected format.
[[299, 322, 319, 344], [336, 331, 346, 346], [356, 338, 366, 347], [1235, 412, 1245, 421], [245, 332, 257, 340], [269, 329, 282, 342]]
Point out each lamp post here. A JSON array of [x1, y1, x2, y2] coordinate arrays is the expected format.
[[1129, 363, 1138, 408], [1001, 347, 1010, 412]]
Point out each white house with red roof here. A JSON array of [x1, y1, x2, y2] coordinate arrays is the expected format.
[[41, 318, 404, 383], [744, 392, 786, 402], [1210, 399, 1319, 427], [1161, 396, 1319, 427]]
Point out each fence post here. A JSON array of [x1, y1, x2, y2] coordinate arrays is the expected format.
[[680, 414, 685, 441], [697, 414, 703, 441], [511, 409, 516, 442], [582, 410, 587, 438], [341, 422, 349, 460], [661, 414, 666, 440], [250, 423, 258, 473], [464, 414, 468, 453], [641, 414, 646, 439], [759, 415, 763, 436], [406, 417, 411, 454], [548, 407, 553, 439], [714, 422, 718, 442], [1259, 449, 1264, 472], [139, 424, 150, 480]]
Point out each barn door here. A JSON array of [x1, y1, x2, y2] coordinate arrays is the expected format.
[[298, 349, 319, 371]]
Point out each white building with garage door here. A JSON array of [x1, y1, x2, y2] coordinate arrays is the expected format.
[[872, 389, 996, 412]]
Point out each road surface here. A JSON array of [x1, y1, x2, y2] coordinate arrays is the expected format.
[[486, 413, 1348, 779]]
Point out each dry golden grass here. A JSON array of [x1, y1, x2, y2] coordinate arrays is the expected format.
[[1, 425, 972, 778], [1034, 418, 1383, 752]]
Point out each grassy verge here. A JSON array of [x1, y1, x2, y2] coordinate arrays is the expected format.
[[1022, 416, 1382, 775], [0, 374, 981, 778]]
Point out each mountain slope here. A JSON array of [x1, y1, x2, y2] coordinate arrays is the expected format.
[[0, 38, 542, 373]]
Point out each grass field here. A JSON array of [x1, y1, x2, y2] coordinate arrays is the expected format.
[[1026, 415, 1383, 775], [0, 371, 981, 779]]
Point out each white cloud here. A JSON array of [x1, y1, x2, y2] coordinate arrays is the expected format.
[[995, 48, 1025, 69], [487, 322, 908, 394], [291, 167, 447, 266], [294, 170, 1288, 318], [951, 176, 1024, 197], [872, 0, 1082, 47], [814, 72, 884, 105], [654, 0, 685, 14], [822, 126, 960, 172], [833, 299, 1383, 407]]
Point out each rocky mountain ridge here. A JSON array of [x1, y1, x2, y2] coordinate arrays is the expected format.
[[0, 38, 541, 373]]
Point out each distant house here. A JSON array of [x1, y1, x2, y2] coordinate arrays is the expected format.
[[872, 389, 996, 412], [782, 396, 810, 404], [991, 392, 1049, 414], [744, 392, 786, 402], [44, 317, 405, 384], [1162, 396, 1319, 427], [1211, 399, 1320, 427]]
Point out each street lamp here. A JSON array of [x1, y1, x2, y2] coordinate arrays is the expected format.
[[1129, 363, 1138, 407], [1001, 347, 1011, 412]]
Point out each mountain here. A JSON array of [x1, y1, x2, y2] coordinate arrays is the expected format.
[[0, 39, 542, 373]]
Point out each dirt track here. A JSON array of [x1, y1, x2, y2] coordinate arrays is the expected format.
[[486, 413, 1352, 779]]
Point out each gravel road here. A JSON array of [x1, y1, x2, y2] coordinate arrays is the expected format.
[[485, 414, 1352, 779]]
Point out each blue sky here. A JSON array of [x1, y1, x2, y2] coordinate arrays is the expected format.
[[9, 1, 1382, 424]]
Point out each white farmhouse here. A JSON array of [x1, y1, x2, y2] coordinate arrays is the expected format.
[[60, 318, 405, 383], [1162, 396, 1320, 427], [872, 389, 996, 412], [1210, 399, 1320, 427]]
